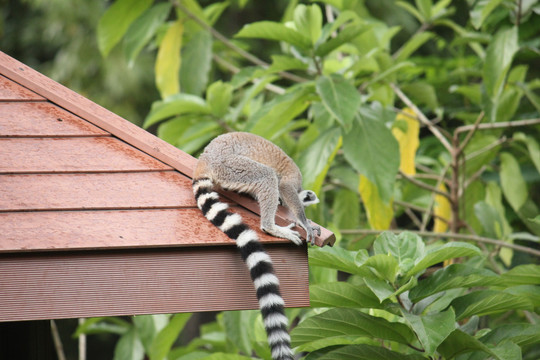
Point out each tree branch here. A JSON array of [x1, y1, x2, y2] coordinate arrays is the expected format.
[[399, 170, 451, 199], [391, 83, 453, 152], [456, 118, 540, 133], [457, 111, 484, 154], [50, 320, 67, 360], [340, 229, 540, 257]]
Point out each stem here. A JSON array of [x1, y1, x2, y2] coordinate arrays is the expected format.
[[78, 318, 86, 360], [465, 136, 507, 161], [340, 229, 540, 257], [450, 133, 461, 234], [455, 118, 540, 133], [50, 320, 67, 360], [174, 0, 308, 83], [404, 207, 423, 228], [391, 83, 453, 152], [394, 199, 449, 223], [399, 170, 451, 199], [457, 111, 484, 154]]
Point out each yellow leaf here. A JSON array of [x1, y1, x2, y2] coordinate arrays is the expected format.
[[359, 175, 393, 230], [155, 20, 183, 98], [433, 183, 451, 233], [392, 107, 419, 175]]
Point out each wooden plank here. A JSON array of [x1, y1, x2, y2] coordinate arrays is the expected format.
[[0, 102, 109, 137], [0, 137, 172, 173], [0, 245, 309, 322], [0, 75, 45, 101], [0, 172, 197, 211], [0, 208, 298, 252], [0, 51, 197, 176]]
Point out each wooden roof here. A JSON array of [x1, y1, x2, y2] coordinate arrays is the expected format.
[[0, 51, 334, 322]]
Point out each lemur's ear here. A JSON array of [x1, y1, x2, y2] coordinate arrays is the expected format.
[[299, 190, 319, 206]]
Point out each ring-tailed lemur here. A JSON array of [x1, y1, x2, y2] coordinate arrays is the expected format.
[[192, 132, 321, 360]]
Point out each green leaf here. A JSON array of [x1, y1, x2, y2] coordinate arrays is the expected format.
[[501, 264, 540, 285], [222, 311, 258, 356], [310, 282, 384, 309], [207, 81, 233, 117], [316, 75, 361, 128], [113, 328, 145, 360], [203, 1, 229, 26], [314, 344, 426, 360], [124, 3, 171, 67], [407, 242, 482, 276], [248, 85, 312, 139], [309, 246, 370, 276], [291, 308, 416, 350], [343, 107, 400, 203], [363, 277, 395, 302], [97, 0, 153, 57], [485, 181, 512, 238], [451, 290, 533, 320], [315, 25, 368, 57], [500, 152, 527, 212], [410, 264, 502, 302], [474, 201, 503, 238], [149, 313, 191, 360], [235, 21, 311, 50], [364, 254, 399, 283], [176, 120, 221, 154], [144, 94, 211, 128], [293, 4, 322, 45], [514, 132, 540, 174], [180, 31, 213, 96], [394, 32, 434, 62], [402, 308, 456, 356], [267, 55, 308, 73], [332, 188, 360, 231], [483, 27, 519, 99], [373, 231, 425, 274], [297, 128, 342, 193], [479, 324, 540, 348], [438, 329, 517, 360], [416, 0, 432, 20], [396, 1, 425, 22], [133, 315, 169, 354], [465, 134, 500, 177], [470, 0, 504, 29]]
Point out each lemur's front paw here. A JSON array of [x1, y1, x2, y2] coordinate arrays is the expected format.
[[306, 222, 321, 245], [262, 225, 303, 245]]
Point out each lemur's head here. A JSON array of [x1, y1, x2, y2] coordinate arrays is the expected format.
[[299, 190, 319, 207]]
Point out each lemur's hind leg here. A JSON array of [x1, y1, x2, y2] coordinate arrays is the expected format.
[[219, 155, 302, 245]]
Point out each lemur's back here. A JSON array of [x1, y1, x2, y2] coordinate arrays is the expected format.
[[197, 132, 301, 184]]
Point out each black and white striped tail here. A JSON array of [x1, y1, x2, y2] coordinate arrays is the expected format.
[[193, 178, 294, 360]]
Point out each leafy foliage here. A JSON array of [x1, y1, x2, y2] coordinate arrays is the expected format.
[[77, 0, 540, 359]]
